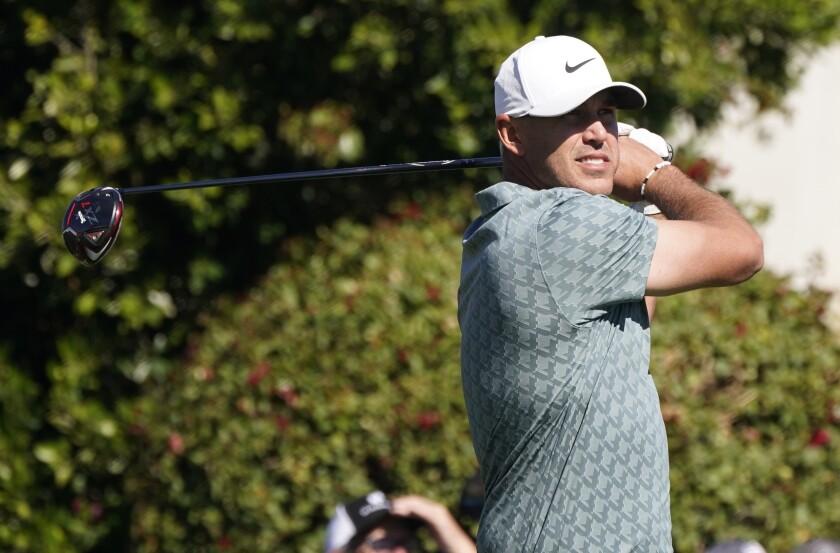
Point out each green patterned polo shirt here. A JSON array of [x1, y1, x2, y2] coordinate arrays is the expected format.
[[458, 181, 672, 552]]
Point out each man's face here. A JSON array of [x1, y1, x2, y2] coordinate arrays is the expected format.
[[353, 519, 418, 553], [514, 90, 620, 195]]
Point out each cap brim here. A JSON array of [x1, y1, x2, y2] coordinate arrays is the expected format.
[[528, 81, 646, 117], [609, 82, 646, 110]]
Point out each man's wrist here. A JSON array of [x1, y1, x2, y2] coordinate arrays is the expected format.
[[640, 161, 671, 198]]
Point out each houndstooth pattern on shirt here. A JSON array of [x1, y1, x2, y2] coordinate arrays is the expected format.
[[458, 182, 673, 552]]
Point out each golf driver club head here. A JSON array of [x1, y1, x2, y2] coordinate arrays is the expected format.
[[62, 186, 124, 266]]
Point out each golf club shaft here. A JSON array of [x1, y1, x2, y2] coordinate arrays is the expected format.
[[119, 157, 503, 196]]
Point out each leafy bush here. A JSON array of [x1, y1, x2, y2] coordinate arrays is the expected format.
[[658, 275, 840, 551], [124, 188, 481, 552]]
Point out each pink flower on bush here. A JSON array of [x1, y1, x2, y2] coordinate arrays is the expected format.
[[809, 428, 830, 447], [417, 411, 442, 430], [168, 432, 185, 456]]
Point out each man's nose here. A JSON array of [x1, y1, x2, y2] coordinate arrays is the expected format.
[[582, 119, 608, 143]]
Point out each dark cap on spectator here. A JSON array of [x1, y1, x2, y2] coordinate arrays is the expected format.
[[324, 491, 421, 552], [324, 491, 392, 552]]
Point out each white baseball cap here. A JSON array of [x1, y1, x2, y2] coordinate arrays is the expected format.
[[494, 35, 646, 117]]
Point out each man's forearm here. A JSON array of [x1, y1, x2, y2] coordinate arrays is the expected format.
[[642, 164, 764, 292], [643, 165, 747, 227]]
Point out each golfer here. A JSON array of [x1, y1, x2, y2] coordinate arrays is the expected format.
[[458, 35, 763, 551]]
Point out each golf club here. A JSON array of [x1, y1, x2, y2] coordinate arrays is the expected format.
[[61, 156, 503, 266]]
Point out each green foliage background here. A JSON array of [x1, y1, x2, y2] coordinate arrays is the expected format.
[[2, 0, 840, 551]]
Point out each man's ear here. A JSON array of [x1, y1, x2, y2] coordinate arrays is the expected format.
[[496, 115, 525, 156]]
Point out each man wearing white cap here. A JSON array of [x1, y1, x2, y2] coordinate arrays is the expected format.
[[458, 36, 764, 551]]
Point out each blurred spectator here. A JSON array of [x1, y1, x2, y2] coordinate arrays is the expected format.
[[324, 490, 476, 553], [794, 539, 840, 553], [705, 540, 767, 553]]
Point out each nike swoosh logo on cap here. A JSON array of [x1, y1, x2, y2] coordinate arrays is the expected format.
[[565, 58, 595, 73]]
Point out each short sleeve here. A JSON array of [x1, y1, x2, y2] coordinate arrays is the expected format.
[[537, 194, 657, 324]]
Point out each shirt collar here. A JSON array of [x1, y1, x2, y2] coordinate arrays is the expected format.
[[475, 181, 536, 215]]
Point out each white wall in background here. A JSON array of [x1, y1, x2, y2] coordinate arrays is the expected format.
[[693, 43, 840, 325]]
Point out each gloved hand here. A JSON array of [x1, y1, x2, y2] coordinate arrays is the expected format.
[[618, 122, 671, 215], [617, 122, 673, 161]]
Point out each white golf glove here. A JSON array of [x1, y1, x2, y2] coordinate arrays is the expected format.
[[617, 122, 673, 161]]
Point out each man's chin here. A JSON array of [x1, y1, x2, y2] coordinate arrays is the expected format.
[[572, 177, 613, 196]]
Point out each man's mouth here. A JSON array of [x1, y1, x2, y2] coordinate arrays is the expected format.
[[578, 157, 606, 164]]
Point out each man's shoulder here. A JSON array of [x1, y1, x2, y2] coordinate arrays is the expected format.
[[475, 181, 588, 216]]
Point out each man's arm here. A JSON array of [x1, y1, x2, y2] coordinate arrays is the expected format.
[[614, 137, 764, 296]]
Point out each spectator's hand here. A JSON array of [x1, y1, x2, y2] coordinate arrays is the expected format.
[[390, 496, 477, 553], [390, 495, 449, 521]]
